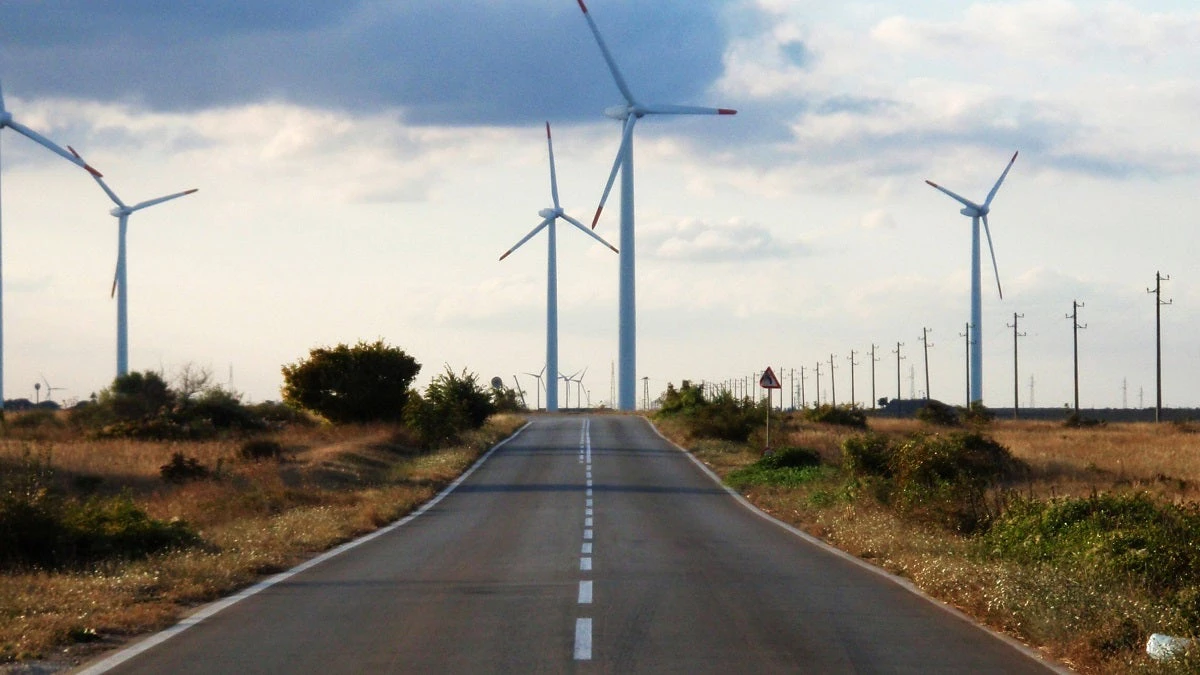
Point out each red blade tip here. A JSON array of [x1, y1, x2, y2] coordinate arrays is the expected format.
[[925, 180, 938, 187], [185, 189, 198, 194], [546, 121, 551, 138], [591, 208, 603, 229], [718, 109, 737, 115], [577, 0, 588, 13]]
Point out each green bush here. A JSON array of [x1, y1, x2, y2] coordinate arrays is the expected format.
[[9, 409, 64, 430], [282, 340, 421, 423], [803, 404, 867, 429], [405, 367, 496, 448], [727, 448, 830, 489], [1, 453, 198, 569], [981, 492, 1200, 595], [889, 432, 1024, 533], [657, 383, 766, 442], [842, 432, 893, 477], [916, 400, 959, 427]]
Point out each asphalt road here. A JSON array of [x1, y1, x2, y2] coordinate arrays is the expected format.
[[78, 415, 1062, 674]]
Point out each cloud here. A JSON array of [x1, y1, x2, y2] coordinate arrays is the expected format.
[[0, 1, 738, 126], [860, 209, 896, 230], [643, 217, 807, 262]]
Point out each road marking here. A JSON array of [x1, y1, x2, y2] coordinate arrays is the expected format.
[[585, 517, 593, 527], [586, 488, 592, 496], [582, 542, 592, 554], [586, 507, 593, 516], [578, 580, 593, 604], [586, 498, 593, 507], [581, 557, 592, 571], [586, 470, 592, 478], [575, 618, 593, 660], [77, 422, 535, 675], [586, 479, 592, 487], [584, 528, 593, 540]]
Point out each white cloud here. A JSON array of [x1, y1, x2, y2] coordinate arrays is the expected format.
[[643, 217, 807, 262]]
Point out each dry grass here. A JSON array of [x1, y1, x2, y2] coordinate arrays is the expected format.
[[0, 414, 525, 666], [668, 414, 1200, 675]]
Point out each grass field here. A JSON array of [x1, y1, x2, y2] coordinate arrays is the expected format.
[[0, 413, 525, 668], [658, 414, 1200, 674]]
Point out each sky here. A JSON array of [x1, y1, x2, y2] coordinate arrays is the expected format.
[[0, 0, 1198, 411]]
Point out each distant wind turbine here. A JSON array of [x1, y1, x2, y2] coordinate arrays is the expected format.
[[70, 146, 197, 378], [0, 80, 99, 408], [576, 0, 736, 411], [524, 366, 546, 411], [925, 151, 1018, 405], [499, 123, 617, 413]]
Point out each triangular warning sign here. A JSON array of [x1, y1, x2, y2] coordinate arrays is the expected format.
[[759, 367, 782, 389]]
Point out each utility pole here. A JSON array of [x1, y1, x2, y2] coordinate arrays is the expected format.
[[919, 327, 933, 401], [870, 343, 880, 409], [1007, 313, 1026, 419], [847, 350, 859, 408], [814, 361, 822, 407], [959, 323, 973, 407], [892, 342, 905, 401], [1066, 300, 1087, 414], [908, 365, 915, 399], [799, 366, 808, 409], [1030, 375, 1036, 408], [1122, 378, 1128, 409], [642, 376, 650, 410], [829, 354, 837, 406], [789, 368, 795, 410], [1147, 272, 1171, 422]]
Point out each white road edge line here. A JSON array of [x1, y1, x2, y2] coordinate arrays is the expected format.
[[75, 421, 536, 675], [643, 417, 1072, 675], [574, 618, 593, 660]]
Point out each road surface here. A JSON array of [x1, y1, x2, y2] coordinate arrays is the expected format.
[[78, 415, 1062, 674]]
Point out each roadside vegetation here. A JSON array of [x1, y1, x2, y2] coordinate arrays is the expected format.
[[0, 340, 525, 666], [655, 384, 1200, 674]]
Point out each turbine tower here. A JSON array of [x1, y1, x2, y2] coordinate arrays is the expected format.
[[0, 80, 99, 408], [925, 151, 1018, 405], [499, 123, 617, 412], [576, 0, 736, 411], [70, 147, 196, 378]]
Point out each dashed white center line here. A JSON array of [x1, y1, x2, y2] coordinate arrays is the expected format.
[[585, 517, 593, 527], [586, 508, 593, 516], [581, 542, 592, 554], [586, 498, 593, 507], [580, 557, 592, 571], [583, 528, 593, 540], [575, 618, 593, 660], [578, 580, 593, 604]]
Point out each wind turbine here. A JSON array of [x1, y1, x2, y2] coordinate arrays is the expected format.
[[572, 366, 589, 409], [576, 0, 736, 411], [925, 151, 1018, 406], [524, 366, 546, 411], [510, 375, 527, 408], [499, 123, 618, 413], [40, 374, 65, 403], [68, 146, 196, 378], [0, 80, 100, 409]]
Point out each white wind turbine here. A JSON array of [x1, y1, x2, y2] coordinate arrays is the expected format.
[[68, 146, 197, 378], [925, 151, 1018, 406], [500, 123, 618, 413], [524, 366, 546, 411], [0, 80, 99, 409], [576, 0, 736, 411]]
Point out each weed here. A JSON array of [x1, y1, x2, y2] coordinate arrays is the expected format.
[[803, 404, 868, 429], [159, 453, 211, 484]]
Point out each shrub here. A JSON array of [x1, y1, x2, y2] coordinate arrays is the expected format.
[[282, 340, 421, 423], [656, 385, 763, 442], [405, 367, 496, 448], [2, 453, 199, 569], [239, 439, 283, 462], [9, 409, 64, 430], [185, 387, 265, 432], [842, 432, 893, 478], [981, 493, 1200, 594], [916, 400, 959, 427], [727, 447, 829, 489], [803, 404, 867, 429], [888, 432, 1024, 533], [159, 453, 211, 483], [962, 402, 995, 426], [1064, 412, 1105, 428]]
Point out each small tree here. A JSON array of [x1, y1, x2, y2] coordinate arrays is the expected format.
[[103, 371, 176, 422], [281, 340, 421, 423], [405, 367, 495, 447]]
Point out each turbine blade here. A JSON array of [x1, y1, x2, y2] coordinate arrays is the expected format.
[[562, 213, 619, 254], [642, 104, 737, 116], [499, 218, 552, 261], [0, 79, 6, 114], [67, 146, 125, 207], [982, 214, 1003, 299], [10, 120, 97, 172], [129, 188, 198, 212], [546, 122, 560, 211], [592, 115, 637, 229], [983, 151, 1019, 208], [576, 0, 637, 105], [924, 180, 980, 211]]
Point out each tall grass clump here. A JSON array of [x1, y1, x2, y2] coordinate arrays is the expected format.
[[726, 447, 828, 489], [803, 404, 867, 429], [657, 381, 764, 442]]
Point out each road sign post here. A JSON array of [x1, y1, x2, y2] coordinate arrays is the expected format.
[[759, 367, 782, 453]]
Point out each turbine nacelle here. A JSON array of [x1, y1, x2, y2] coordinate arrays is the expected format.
[[604, 105, 639, 121], [960, 205, 987, 218], [538, 207, 563, 219], [110, 206, 131, 218]]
